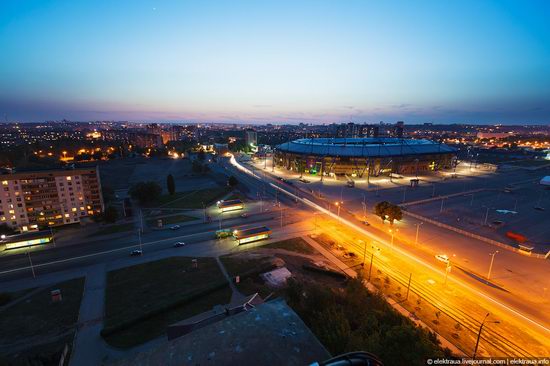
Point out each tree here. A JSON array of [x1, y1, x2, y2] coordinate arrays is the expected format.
[[102, 206, 119, 223], [374, 201, 391, 222], [167, 174, 176, 195], [386, 205, 403, 225], [129, 181, 162, 204], [228, 176, 238, 188], [374, 201, 402, 225], [0, 224, 16, 236]]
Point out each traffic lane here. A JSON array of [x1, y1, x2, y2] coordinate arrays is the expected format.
[[0, 215, 308, 286], [0, 209, 280, 266], [0, 213, 305, 284], [0, 210, 300, 274]]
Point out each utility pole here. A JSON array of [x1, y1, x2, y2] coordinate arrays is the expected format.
[[440, 197, 445, 213], [487, 251, 499, 280], [406, 273, 412, 300], [138, 229, 143, 252], [50, 227, 56, 247], [368, 252, 374, 281]]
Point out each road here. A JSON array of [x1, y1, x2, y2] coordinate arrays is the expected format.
[[228, 155, 550, 356], [0, 207, 304, 284]]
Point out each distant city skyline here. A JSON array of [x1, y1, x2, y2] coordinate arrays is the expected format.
[[1, 0, 549, 124]]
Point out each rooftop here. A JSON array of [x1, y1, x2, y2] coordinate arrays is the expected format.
[[112, 298, 330, 366], [276, 137, 457, 157]]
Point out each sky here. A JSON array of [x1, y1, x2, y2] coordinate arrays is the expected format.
[[0, 0, 549, 124]]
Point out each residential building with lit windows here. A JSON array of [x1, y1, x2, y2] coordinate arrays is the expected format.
[[0, 167, 103, 232]]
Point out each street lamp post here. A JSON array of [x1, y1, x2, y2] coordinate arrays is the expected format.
[[368, 252, 374, 281], [415, 222, 423, 245], [27, 251, 36, 278], [440, 197, 446, 213], [360, 240, 366, 267], [138, 228, 143, 252], [473, 313, 500, 359], [335, 202, 341, 218], [483, 206, 491, 226], [487, 250, 499, 280]]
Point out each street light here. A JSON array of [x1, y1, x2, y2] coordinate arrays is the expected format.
[[473, 313, 500, 359], [335, 202, 341, 218], [389, 228, 398, 247], [415, 222, 423, 245], [487, 250, 499, 280]]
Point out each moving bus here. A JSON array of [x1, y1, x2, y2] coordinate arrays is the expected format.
[[233, 226, 272, 245], [217, 199, 244, 213]]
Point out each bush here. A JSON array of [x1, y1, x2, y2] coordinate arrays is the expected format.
[[129, 181, 162, 204], [285, 277, 451, 365]]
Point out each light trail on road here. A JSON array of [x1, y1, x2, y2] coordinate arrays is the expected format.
[[228, 154, 550, 348]]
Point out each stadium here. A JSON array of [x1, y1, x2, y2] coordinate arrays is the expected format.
[[274, 137, 457, 178]]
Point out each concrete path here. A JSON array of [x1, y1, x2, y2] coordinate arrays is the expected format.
[[70, 264, 110, 366]]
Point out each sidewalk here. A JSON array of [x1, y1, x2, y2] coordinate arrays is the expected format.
[[70, 264, 114, 366]]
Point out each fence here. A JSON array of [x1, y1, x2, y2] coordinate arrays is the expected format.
[[402, 210, 548, 259]]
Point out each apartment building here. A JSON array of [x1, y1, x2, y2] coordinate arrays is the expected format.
[[0, 167, 104, 232]]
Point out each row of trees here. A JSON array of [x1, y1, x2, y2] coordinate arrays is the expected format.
[[286, 277, 452, 365]]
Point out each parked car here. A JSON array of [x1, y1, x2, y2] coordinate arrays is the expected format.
[[174, 242, 186, 247], [130, 250, 143, 256], [362, 221, 370, 226], [170, 225, 181, 230], [435, 254, 449, 263], [240, 213, 249, 218]]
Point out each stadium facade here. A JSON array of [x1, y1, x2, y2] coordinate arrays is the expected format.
[[274, 137, 457, 179]]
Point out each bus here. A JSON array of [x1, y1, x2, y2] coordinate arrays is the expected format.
[[217, 199, 244, 212], [233, 226, 272, 245]]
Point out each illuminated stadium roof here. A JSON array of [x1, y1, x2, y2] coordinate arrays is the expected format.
[[276, 138, 456, 157]]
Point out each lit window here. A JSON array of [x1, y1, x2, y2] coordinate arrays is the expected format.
[[71, 207, 77, 212], [64, 214, 70, 218], [66, 176, 72, 181], [1, 181, 7, 185]]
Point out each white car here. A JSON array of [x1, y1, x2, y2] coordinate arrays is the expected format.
[[130, 250, 143, 256], [174, 242, 186, 247], [170, 225, 181, 230], [435, 254, 449, 263]]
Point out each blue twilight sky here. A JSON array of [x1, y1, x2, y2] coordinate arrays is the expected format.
[[0, 0, 549, 124]]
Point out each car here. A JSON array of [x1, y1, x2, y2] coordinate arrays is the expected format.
[[299, 178, 310, 183], [240, 213, 249, 218], [174, 242, 186, 247], [130, 250, 143, 256], [435, 254, 449, 263], [170, 225, 181, 230], [362, 221, 370, 226]]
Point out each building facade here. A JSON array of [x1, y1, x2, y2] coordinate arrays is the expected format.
[[0, 167, 104, 232]]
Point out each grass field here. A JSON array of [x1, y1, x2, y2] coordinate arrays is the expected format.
[[157, 186, 231, 209], [89, 222, 135, 237], [0, 278, 85, 364], [261, 237, 315, 254], [103, 257, 231, 348], [146, 214, 197, 227]]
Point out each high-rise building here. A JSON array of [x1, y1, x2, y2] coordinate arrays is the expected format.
[[0, 167, 104, 232]]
